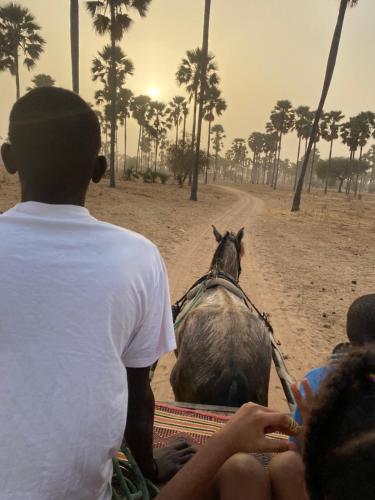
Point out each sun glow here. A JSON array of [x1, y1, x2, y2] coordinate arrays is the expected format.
[[148, 86, 160, 98]]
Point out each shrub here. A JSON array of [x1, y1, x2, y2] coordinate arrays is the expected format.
[[158, 172, 170, 185]]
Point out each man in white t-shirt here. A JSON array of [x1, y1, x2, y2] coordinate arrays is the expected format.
[[0, 87, 194, 499]]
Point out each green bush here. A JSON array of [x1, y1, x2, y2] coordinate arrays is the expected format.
[[158, 172, 170, 185]]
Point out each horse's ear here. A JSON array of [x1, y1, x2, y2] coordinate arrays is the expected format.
[[212, 225, 223, 243], [236, 227, 245, 244]]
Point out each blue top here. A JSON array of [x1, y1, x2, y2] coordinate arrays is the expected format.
[[293, 365, 331, 425]]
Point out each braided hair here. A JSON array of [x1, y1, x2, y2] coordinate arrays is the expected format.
[[304, 348, 375, 500]]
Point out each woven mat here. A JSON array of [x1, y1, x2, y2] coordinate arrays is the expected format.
[[149, 402, 286, 468]]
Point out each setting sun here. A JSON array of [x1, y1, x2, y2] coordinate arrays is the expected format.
[[148, 86, 160, 98]]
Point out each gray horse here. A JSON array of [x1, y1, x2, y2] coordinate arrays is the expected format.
[[170, 227, 272, 407]]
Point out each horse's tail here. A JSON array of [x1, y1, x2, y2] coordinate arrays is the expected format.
[[227, 373, 250, 407]]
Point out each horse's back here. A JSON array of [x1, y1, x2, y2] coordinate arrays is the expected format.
[[171, 289, 272, 406]]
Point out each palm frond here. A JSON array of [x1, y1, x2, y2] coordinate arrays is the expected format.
[[86, 1, 105, 16]]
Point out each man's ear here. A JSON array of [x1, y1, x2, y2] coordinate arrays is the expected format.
[[1, 143, 18, 175], [92, 155, 107, 184], [236, 227, 245, 244], [212, 225, 223, 243]]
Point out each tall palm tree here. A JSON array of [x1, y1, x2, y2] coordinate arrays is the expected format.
[[92, 44, 134, 87], [181, 99, 189, 150], [307, 117, 321, 192], [70, 0, 79, 93], [341, 115, 361, 193], [262, 131, 279, 185], [203, 86, 226, 183], [248, 132, 265, 184], [26, 73, 55, 90], [363, 144, 375, 192], [191, 0, 212, 201], [147, 100, 169, 171], [211, 124, 225, 181], [176, 47, 219, 158], [86, 0, 152, 188], [267, 100, 295, 190], [0, 2, 45, 99], [292, 0, 360, 211], [293, 106, 312, 190], [131, 94, 151, 171], [167, 96, 186, 147], [118, 88, 133, 174], [320, 110, 345, 193]]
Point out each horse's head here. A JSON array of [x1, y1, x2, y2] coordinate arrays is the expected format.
[[210, 226, 245, 282]]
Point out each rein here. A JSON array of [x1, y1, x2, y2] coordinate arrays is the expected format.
[[172, 271, 297, 412]]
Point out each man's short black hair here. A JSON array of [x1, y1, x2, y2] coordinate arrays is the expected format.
[[9, 87, 101, 193], [347, 294, 375, 346]]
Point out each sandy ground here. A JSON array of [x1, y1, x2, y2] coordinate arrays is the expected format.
[[2, 170, 374, 411]]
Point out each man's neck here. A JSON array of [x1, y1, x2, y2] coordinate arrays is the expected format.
[[21, 188, 86, 207]]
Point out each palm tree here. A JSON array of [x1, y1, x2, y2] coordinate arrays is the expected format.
[[211, 124, 225, 181], [292, 0, 360, 211], [147, 100, 169, 171], [0, 2, 45, 99], [191, 0, 212, 201], [307, 117, 321, 192], [86, 0, 151, 188], [26, 73, 55, 90], [320, 110, 345, 193], [203, 86, 226, 183], [92, 44, 134, 88], [262, 132, 279, 185], [181, 100, 189, 150], [293, 106, 312, 190], [167, 96, 186, 147], [176, 47, 219, 159], [267, 100, 295, 190], [70, 0, 79, 93], [131, 94, 151, 171], [363, 145, 375, 192], [118, 88, 133, 174], [341, 116, 361, 193], [248, 132, 265, 184]]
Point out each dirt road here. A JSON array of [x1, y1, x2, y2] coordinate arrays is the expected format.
[[152, 186, 291, 411]]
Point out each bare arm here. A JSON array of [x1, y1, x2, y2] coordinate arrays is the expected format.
[[125, 367, 155, 480], [157, 404, 298, 500]]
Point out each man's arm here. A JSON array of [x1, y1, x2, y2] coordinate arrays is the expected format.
[[125, 367, 155, 480]]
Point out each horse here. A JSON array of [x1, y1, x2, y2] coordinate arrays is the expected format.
[[170, 226, 272, 407]]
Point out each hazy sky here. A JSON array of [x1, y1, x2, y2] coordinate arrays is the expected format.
[[1, 0, 375, 161]]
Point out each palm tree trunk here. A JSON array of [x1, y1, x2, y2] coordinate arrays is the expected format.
[[324, 139, 334, 194], [109, 2, 117, 188], [15, 49, 20, 100], [191, 0, 211, 201], [70, 0, 79, 93], [292, 0, 349, 211], [175, 120, 179, 147], [182, 114, 187, 151], [293, 136, 302, 191], [273, 133, 282, 190], [189, 89, 199, 185], [308, 142, 317, 192], [136, 125, 141, 172], [214, 148, 218, 182], [154, 138, 159, 171], [251, 151, 256, 184], [205, 119, 212, 184], [123, 115, 127, 176]]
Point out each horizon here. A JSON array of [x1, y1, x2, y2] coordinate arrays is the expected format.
[[1, 0, 375, 162]]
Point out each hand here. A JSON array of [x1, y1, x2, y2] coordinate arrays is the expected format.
[[291, 379, 314, 426], [217, 403, 299, 457]]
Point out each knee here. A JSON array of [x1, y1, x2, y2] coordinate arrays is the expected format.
[[269, 451, 305, 480], [218, 453, 265, 482]]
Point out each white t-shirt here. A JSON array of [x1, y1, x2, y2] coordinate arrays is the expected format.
[[0, 201, 176, 500]]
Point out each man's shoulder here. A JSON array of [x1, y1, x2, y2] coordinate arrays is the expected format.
[[94, 219, 160, 258]]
